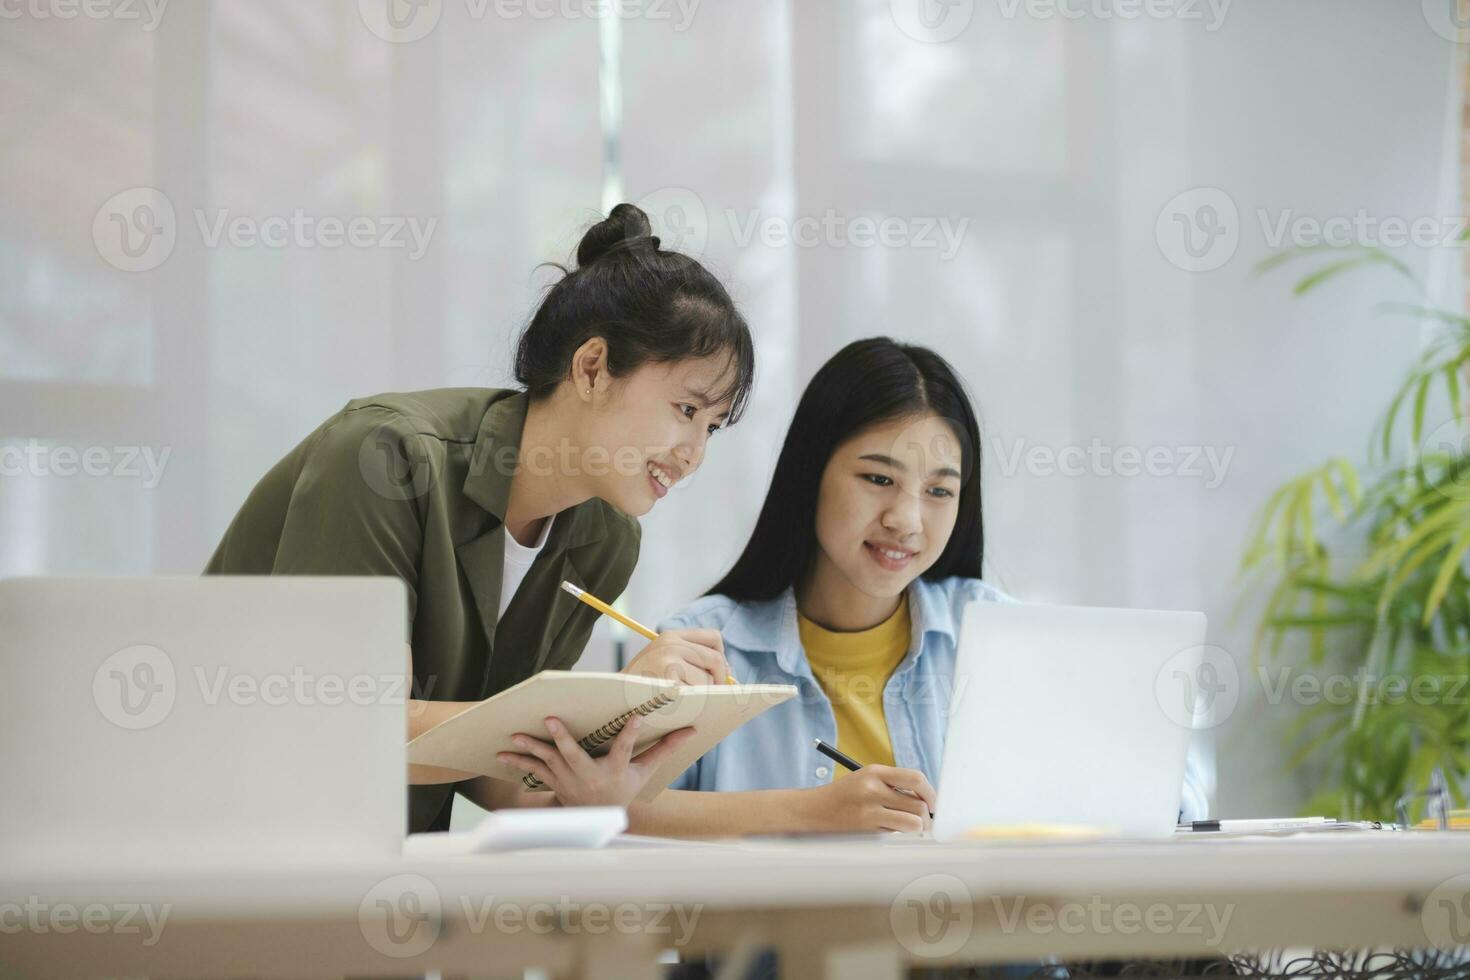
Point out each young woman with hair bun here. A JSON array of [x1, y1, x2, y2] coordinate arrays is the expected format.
[[206, 203, 756, 832]]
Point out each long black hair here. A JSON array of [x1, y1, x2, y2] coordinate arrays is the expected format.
[[514, 203, 755, 423], [708, 337, 984, 602]]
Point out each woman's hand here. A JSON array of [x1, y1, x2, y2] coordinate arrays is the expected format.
[[496, 715, 697, 808], [798, 765, 936, 833], [622, 628, 730, 685]]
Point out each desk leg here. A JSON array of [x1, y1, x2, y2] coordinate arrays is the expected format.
[[778, 940, 903, 980]]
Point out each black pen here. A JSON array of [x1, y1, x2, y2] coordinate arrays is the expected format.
[[813, 738, 863, 773], [813, 738, 934, 820]]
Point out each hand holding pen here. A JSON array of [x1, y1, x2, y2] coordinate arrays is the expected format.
[[814, 738, 936, 828], [561, 581, 739, 686]]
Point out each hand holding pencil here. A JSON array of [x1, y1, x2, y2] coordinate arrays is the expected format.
[[561, 581, 738, 686]]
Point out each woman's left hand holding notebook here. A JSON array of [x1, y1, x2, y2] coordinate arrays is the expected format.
[[497, 714, 697, 808]]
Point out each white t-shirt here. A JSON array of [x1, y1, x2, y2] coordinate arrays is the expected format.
[[499, 515, 554, 620]]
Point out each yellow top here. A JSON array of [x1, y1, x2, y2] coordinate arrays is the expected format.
[[798, 595, 911, 776]]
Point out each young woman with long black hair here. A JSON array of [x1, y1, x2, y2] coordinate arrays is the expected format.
[[627, 337, 1206, 836], [205, 204, 755, 833]]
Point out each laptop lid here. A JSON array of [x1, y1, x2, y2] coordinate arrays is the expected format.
[[0, 576, 408, 871], [934, 601, 1206, 840]]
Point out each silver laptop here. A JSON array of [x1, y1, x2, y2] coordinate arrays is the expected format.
[[0, 576, 408, 871], [934, 602, 1206, 840]]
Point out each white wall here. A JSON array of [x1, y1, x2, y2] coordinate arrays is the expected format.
[[1, 0, 1460, 819]]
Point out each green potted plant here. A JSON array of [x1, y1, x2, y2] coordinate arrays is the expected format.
[[1241, 246, 1470, 821]]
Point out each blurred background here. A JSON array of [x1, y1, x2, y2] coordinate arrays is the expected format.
[[3, 0, 1468, 825]]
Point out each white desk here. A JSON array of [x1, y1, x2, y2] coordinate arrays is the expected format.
[[3, 832, 1469, 979]]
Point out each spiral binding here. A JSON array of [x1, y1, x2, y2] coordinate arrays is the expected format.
[[521, 691, 678, 790]]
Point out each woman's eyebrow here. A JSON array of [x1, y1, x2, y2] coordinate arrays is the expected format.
[[858, 453, 961, 480]]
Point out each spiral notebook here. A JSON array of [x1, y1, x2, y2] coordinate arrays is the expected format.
[[406, 671, 798, 802]]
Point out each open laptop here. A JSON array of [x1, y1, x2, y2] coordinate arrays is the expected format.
[[934, 602, 1206, 840], [0, 576, 408, 871]]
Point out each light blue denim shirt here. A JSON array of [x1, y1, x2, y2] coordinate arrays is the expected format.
[[658, 575, 1209, 823]]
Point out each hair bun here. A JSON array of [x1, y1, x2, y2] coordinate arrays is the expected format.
[[576, 203, 655, 267]]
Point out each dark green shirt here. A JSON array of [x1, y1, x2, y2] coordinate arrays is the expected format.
[[204, 388, 641, 833]]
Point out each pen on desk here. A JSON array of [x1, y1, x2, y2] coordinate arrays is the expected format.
[[1184, 816, 1331, 833], [560, 580, 738, 685], [814, 738, 934, 819]]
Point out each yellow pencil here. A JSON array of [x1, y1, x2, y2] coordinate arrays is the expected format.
[[560, 580, 738, 685]]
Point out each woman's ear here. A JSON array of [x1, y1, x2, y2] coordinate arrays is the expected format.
[[569, 336, 610, 403]]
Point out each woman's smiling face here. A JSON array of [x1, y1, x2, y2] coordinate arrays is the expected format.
[[579, 354, 735, 518], [809, 412, 965, 602]]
